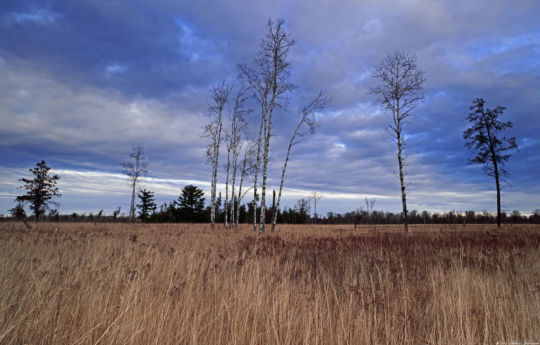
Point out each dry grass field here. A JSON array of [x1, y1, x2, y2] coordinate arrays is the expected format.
[[0, 222, 539, 345]]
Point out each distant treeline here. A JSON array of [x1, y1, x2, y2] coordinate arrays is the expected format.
[[8, 177, 539, 225], [4, 206, 540, 225]]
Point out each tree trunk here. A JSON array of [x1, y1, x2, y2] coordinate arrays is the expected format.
[[271, 190, 276, 230], [493, 160, 502, 228], [260, 84, 279, 234], [271, 120, 301, 232], [230, 151, 238, 229], [259, 111, 274, 234], [210, 120, 222, 230], [224, 146, 231, 229], [236, 145, 253, 229], [253, 105, 265, 232], [259, 114, 271, 234], [210, 161, 217, 230], [314, 198, 317, 224], [259, 137, 269, 234], [129, 178, 136, 222], [397, 128, 408, 234], [236, 161, 246, 230]]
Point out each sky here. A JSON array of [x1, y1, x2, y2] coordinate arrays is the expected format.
[[1, 0, 539, 217]]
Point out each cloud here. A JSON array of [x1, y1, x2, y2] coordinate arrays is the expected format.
[[0, 0, 539, 215], [0, 60, 205, 152], [105, 64, 127, 75], [6, 7, 62, 25]]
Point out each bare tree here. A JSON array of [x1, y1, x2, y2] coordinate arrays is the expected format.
[[311, 192, 323, 224], [123, 145, 147, 222], [296, 197, 311, 223], [204, 82, 232, 230], [239, 18, 295, 234], [364, 197, 375, 224], [224, 89, 250, 229], [463, 98, 518, 228], [270, 93, 329, 232], [365, 197, 375, 215], [371, 51, 425, 234]]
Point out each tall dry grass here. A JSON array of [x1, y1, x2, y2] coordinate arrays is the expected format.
[[0, 222, 538, 345]]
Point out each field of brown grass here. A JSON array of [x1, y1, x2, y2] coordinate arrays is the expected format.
[[0, 222, 539, 345]]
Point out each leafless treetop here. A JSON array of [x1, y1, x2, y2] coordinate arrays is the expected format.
[[238, 18, 295, 109], [371, 51, 426, 125]]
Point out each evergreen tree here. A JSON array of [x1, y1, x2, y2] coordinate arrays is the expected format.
[[15, 160, 61, 221], [136, 189, 157, 222], [463, 98, 518, 227], [10, 202, 27, 220], [176, 185, 206, 222]]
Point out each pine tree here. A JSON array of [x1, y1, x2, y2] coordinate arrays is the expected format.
[[176, 185, 206, 223], [15, 160, 61, 221], [463, 98, 518, 228], [10, 202, 27, 220], [136, 189, 157, 222]]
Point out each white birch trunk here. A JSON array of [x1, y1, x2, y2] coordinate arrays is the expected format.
[[271, 120, 302, 232], [236, 156, 247, 229], [230, 145, 239, 228], [210, 118, 223, 230], [253, 104, 265, 232], [129, 177, 137, 222], [260, 67, 279, 234], [224, 144, 231, 229]]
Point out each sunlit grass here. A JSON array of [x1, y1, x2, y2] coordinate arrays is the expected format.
[[0, 222, 538, 344]]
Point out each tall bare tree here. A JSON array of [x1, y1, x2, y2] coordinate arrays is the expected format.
[[311, 192, 323, 224], [239, 18, 295, 234], [463, 98, 518, 228], [371, 51, 425, 234], [204, 82, 231, 230], [271, 93, 329, 232], [224, 89, 250, 229], [365, 198, 375, 214], [365, 197, 375, 224], [123, 145, 147, 222]]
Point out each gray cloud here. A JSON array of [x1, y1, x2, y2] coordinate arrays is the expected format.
[[0, 0, 539, 215]]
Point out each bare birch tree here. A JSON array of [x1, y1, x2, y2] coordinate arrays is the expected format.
[[371, 51, 425, 234], [224, 89, 250, 229], [271, 93, 329, 232], [204, 82, 231, 230], [123, 145, 147, 222], [239, 18, 295, 234], [311, 191, 323, 224]]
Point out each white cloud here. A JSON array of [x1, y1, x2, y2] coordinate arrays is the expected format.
[[7, 8, 62, 25], [0, 61, 206, 156], [105, 64, 127, 75]]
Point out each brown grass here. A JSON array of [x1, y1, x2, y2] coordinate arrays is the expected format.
[[0, 222, 539, 345]]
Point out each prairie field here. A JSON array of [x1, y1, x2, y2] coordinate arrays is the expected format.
[[0, 222, 539, 345]]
